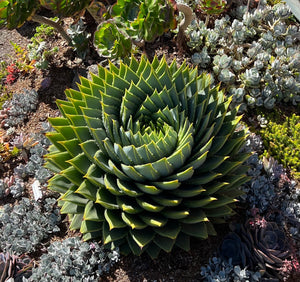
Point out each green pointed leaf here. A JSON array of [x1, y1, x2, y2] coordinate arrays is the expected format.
[[127, 234, 144, 255], [103, 222, 127, 244], [48, 174, 74, 193], [202, 182, 229, 195], [136, 182, 161, 195], [181, 222, 208, 239], [130, 228, 155, 248], [117, 179, 143, 197], [161, 208, 189, 219], [153, 235, 175, 253], [184, 196, 217, 208], [96, 188, 119, 209], [121, 212, 147, 229], [69, 213, 83, 230], [179, 209, 209, 224], [187, 172, 222, 185], [68, 153, 91, 175], [104, 174, 123, 196], [170, 185, 205, 198], [80, 220, 102, 233], [60, 201, 84, 214], [151, 195, 182, 207], [105, 209, 127, 230], [61, 190, 89, 206], [116, 197, 143, 214], [151, 179, 180, 190], [175, 232, 190, 251], [76, 179, 98, 201], [145, 243, 161, 259], [154, 221, 181, 239], [140, 213, 168, 227], [205, 206, 234, 217], [82, 231, 102, 241], [83, 201, 104, 221], [136, 197, 164, 212]]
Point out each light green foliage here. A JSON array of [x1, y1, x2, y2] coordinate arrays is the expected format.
[[0, 60, 8, 81], [0, 86, 11, 109], [188, 4, 300, 111], [260, 113, 300, 178], [34, 18, 57, 39], [197, 0, 227, 15], [67, 18, 91, 59], [0, 1, 90, 29], [38, 0, 91, 17], [93, 0, 177, 58], [0, 0, 37, 29], [94, 22, 132, 59], [45, 55, 249, 258], [28, 19, 59, 69], [267, 0, 283, 5]]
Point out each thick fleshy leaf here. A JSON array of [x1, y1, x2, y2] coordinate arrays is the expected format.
[[45, 55, 249, 258]]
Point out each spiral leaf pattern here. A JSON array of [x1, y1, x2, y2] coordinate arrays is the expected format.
[[45, 55, 250, 258]]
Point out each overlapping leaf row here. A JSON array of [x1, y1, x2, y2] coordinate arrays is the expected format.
[[45, 55, 249, 258]]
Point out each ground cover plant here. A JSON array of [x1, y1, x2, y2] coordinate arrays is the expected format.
[[0, 0, 299, 281]]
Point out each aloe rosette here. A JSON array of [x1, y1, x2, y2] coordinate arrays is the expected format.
[[45, 55, 250, 258]]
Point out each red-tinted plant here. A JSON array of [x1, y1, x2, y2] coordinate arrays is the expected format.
[[5, 63, 20, 85]]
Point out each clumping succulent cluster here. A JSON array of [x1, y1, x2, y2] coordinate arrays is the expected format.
[[94, 0, 177, 58], [67, 18, 91, 59], [24, 237, 119, 281], [27, 18, 59, 69], [200, 256, 261, 282], [0, 89, 39, 128], [260, 113, 300, 178], [0, 197, 61, 254], [237, 133, 277, 213], [239, 153, 278, 213], [187, 3, 300, 111], [240, 147, 296, 215], [280, 180, 300, 239], [45, 55, 250, 258], [0, 177, 24, 199], [14, 133, 53, 183]]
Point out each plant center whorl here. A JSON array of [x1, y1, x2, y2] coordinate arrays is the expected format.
[[45, 55, 249, 258]]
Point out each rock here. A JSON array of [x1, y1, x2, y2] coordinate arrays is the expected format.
[[32, 180, 42, 201]]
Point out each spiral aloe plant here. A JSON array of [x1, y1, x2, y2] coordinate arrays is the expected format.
[[45, 55, 250, 258]]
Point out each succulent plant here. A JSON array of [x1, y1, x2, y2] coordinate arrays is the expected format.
[[94, 22, 132, 59], [1, 89, 39, 128], [13, 133, 53, 184], [200, 256, 261, 282], [0, 0, 37, 29], [24, 237, 119, 281], [39, 0, 91, 17], [0, 197, 61, 254], [0, 177, 24, 199], [93, 0, 177, 58], [0, 252, 33, 281], [67, 18, 91, 59], [187, 3, 300, 111], [219, 217, 293, 280], [27, 21, 59, 70], [197, 0, 228, 16], [260, 113, 300, 178], [45, 55, 250, 258]]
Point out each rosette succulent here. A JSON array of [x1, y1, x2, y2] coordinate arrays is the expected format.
[[45, 55, 250, 258], [220, 218, 293, 279], [197, 0, 227, 15]]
